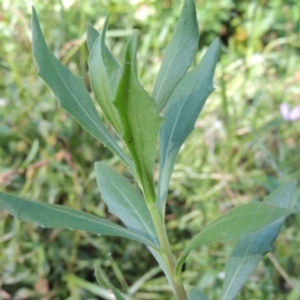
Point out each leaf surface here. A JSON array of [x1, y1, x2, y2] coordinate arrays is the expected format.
[[0, 192, 156, 247], [31, 7, 134, 173], [114, 33, 163, 203], [175, 202, 295, 276], [153, 0, 199, 112], [86, 24, 99, 52], [147, 246, 173, 288], [95, 162, 159, 245], [89, 17, 123, 133], [188, 287, 208, 300], [220, 181, 297, 300], [158, 38, 219, 213]]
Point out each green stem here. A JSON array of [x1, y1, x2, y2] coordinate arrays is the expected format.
[[148, 203, 187, 300]]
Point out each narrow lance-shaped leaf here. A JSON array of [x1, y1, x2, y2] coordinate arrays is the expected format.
[[0, 192, 157, 247], [31, 7, 135, 174], [114, 33, 163, 203], [153, 0, 199, 112], [89, 17, 123, 133], [220, 181, 297, 300], [86, 24, 99, 53], [158, 38, 220, 214], [95, 162, 159, 246], [175, 202, 296, 277]]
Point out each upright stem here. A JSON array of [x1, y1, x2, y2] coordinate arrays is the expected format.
[[148, 203, 188, 300]]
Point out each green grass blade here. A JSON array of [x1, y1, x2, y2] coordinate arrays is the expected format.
[[158, 38, 219, 213], [95, 265, 128, 300], [114, 33, 163, 203], [86, 24, 99, 53], [31, 7, 134, 174], [175, 202, 296, 277], [188, 287, 208, 300], [220, 181, 297, 300], [153, 0, 199, 112], [95, 162, 159, 246], [89, 17, 123, 133], [0, 191, 156, 247]]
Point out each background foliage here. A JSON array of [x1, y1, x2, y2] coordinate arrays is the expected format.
[[0, 0, 300, 299]]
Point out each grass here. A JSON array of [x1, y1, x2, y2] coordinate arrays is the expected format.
[[0, 0, 300, 299]]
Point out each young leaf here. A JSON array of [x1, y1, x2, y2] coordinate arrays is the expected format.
[[95, 162, 159, 246], [95, 265, 127, 300], [31, 7, 135, 174], [158, 38, 220, 213], [0, 192, 157, 247], [86, 24, 99, 53], [89, 17, 123, 133], [220, 181, 297, 300], [153, 0, 199, 112], [175, 202, 296, 277], [188, 287, 208, 300], [114, 33, 163, 203]]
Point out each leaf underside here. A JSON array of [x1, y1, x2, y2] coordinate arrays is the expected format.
[[0, 192, 156, 247], [153, 0, 199, 112], [219, 181, 297, 300], [95, 162, 159, 246]]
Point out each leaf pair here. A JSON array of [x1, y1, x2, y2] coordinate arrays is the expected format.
[[175, 182, 295, 276], [31, 7, 135, 175], [148, 0, 220, 214], [157, 38, 220, 213], [88, 16, 162, 202]]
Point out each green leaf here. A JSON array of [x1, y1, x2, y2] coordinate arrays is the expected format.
[[31, 7, 135, 174], [220, 181, 297, 300], [153, 0, 199, 112], [0, 192, 157, 247], [147, 246, 173, 288], [158, 38, 219, 213], [188, 287, 208, 300], [95, 265, 127, 300], [175, 202, 296, 277], [95, 162, 159, 246], [89, 17, 123, 133], [114, 33, 163, 203], [86, 24, 99, 53], [64, 273, 120, 300]]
